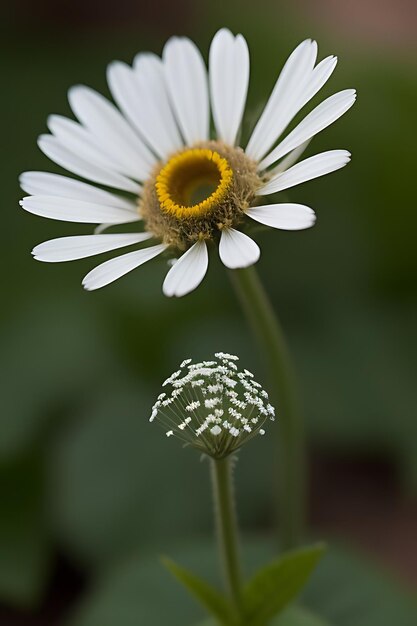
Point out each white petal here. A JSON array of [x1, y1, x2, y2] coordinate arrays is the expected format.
[[38, 135, 140, 194], [299, 55, 338, 110], [68, 85, 156, 180], [269, 140, 311, 176], [19, 171, 138, 211], [108, 57, 183, 160], [94, 223, 113, 234], [259, 89, 357, 170], [47, 115, 134, 177], [163, 240, 208, 297], [258, 150, 351, 195], [163, 37, 209, 144], [134, 55, 184, 155], [20, 195, 139, 224], [32, 233, 152, 262], [82, 244, 167, 291], [219, 228, 260, 269], [209, 29, 249, 145], [245, 39, 317, 161], [246, 203, 316, 230]]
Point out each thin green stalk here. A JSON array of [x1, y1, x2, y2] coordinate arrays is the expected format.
[[229, 265, 306, 549], [211, 456, 244, 618]]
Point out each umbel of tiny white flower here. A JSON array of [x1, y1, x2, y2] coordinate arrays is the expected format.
[[150, 352, 275, 458]]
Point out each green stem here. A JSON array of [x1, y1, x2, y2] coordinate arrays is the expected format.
[[211, 456, 244, 618], [229, 265, 306, 549]]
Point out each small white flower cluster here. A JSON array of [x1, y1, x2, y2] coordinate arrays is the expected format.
[[150, 353, 275, 458]]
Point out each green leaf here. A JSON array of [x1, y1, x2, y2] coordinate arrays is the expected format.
[[273, 606, 330, 625], [243, 544, 326, 625], [162, 557, 236, 625], [69, 539, 417, 626], [197, 605, 330, 626]]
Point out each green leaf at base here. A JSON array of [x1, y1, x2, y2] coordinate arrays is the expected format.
[[70, 539, 417, 626], [162, 557, 237, 625], [197, 605, 330, 626], [273, 605, 330, 625], [243, 543, 326, 625]]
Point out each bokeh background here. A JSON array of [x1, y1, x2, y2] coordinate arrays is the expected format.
[[1, 0, 416, 624]]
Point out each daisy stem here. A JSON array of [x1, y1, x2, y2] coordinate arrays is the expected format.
[[210, 456, 244, 618], [229, 265, 306, 549]]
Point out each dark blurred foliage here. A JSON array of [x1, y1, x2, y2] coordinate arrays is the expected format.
[[0, 0, 416, 623]]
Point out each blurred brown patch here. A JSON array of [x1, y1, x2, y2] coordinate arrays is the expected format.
[[7, 0, 196, 34], [294, 0, 417, 50], [311, 451, 417, 587]]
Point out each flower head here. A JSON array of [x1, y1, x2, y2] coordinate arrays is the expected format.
[[20, 30, 356, 296], [150, 353, 275, 458]]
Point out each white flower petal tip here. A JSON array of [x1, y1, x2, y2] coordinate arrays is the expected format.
[[163, 36, 209, 144], [163, 240, 208, 298], [258, 149, 351, 196], [219, 228, 260, 269], [82, 243, 167, 291], [245, 38, 321, 161], [32, 233, 152, 263], [246, 204, 316, 231], [259, 89, 357, 170], [209, 28, 249, 146]]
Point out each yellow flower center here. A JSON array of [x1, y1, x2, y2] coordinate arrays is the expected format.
[[140, 140, 260, 250], [155, 148, 233, 219]]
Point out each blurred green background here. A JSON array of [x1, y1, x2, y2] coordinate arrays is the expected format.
[[1, 0, 416, 624]]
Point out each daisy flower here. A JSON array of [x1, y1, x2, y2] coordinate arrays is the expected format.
[[20, 29, 356, 296], [150, 352, 275, 458]]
